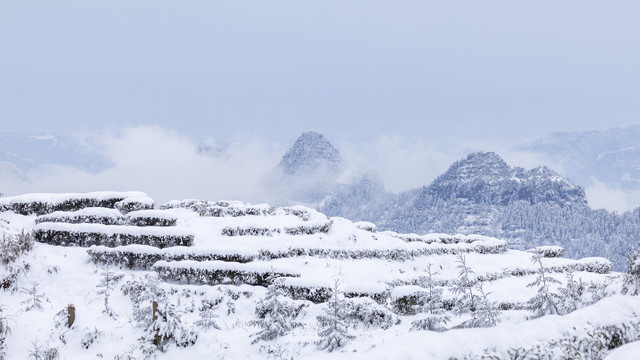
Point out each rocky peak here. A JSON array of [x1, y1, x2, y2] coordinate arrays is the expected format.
[[278, 132, 342, 176]]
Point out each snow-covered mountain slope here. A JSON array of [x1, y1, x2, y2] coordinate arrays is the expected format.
[[1, 192, 638, 359], [310, 148, 640, 270], [522, 125, 640, 195]]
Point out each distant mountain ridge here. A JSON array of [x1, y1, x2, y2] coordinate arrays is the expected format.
[[277, 132, 640, 270]]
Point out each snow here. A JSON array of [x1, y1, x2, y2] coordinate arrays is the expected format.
[[605, 340, 640, 359], [0, 193, 635, 359], [0, 191, 149, 205]]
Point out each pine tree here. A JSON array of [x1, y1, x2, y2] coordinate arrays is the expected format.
[[526, 254, 561, 317], [474, 282, 501, 327], [411, 263, 450, 331], [316, 278, 354, 352], [451, 255, 481, 325], [251, 280, 304, 344], [21, 283, 45, 312], [557, 271, 585, 314], [195, 299, 221, 330], [622, 243, 640, 296], [97, 267, 123, 319]]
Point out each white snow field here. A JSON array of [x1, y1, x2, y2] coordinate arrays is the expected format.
[[0, 192, 638, 359]]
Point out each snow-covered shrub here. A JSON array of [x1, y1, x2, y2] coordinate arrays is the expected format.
[[35, 208, 126, 226], [251, 280, 307, 343], [194, 298, 221, 330], [114, 197, 154, 214], [80, 327, 103, 349], [345, 297, 399, 330], [149, 301, 195, 351], [278, 279, 332, 303], [354, 221, 377, 233], [316, 279, 354, 352], [121, 275, 166, 328], [526, 254, 561, 318], [126, 210, 178, 227], [0, 192, 151, 216], [391, 286, 429, 316], [153, 261, 300, 287], [222, 227, 279, 236], [1, 231, 33, 292], [27, 339, 59, 360], [161, 200, 274, 217], [528, 245, 566, 258], [21, 283, 46, 312], [34, 223, 194, 248], [97, 267, 124, 318], [470, 320, 640, 360], [1, 230, 33, 265], [87, 245, 254, 270]]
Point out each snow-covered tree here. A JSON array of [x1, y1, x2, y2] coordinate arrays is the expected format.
[[557, 271, 585, 314], [0, 304, 11, 358], [97, 267, 123, 318], [411, 263, 450, 331], [195, 298, 221, 330], [622, 243, 640, 296], [526, 254, 561, 317], [452, 255, 480, 319], [251, 280, 305, 344], [316, 278, 354, 352], [474, 282, 501, 327], [21, 283, 45, 312]]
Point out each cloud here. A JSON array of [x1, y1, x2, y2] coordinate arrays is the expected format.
[[1, 126, 284, 205], [585, 179, 637, 213]]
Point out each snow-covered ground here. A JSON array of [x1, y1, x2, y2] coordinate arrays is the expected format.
[[0, 192, 637, 359]]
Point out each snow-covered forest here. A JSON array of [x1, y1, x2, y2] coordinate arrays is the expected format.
[[1, 191, 640, 359]]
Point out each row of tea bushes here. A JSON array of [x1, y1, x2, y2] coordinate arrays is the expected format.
[[86, 238, 510, 272], [153, 260, 300, 287], [391, 256, 612, 288], [36, 208, 179, 227], [87, 245, 255, 269], [0, 191, 153, 215], [221, 221, 333, 237], [34, 223, 194, 248]]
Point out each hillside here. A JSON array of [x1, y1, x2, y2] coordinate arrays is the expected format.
[[1, 191, 639, 359]]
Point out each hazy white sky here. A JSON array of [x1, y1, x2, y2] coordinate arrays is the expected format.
[[1, 1, 640, 145]]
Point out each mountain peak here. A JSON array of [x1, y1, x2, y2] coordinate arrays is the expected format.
[[278, 132, 342, 175], [427, 151, 586, 207]]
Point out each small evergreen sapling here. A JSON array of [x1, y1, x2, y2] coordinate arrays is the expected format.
[[474, 282, 501, 327], [97, 267, 124, 319], [316, 278, 354, 352], [21, 283, 46, 312], [622, 243, 640, 296], [195, 298, 221, 330], [526, 254, 561, 318], [411, 263, 450, 331], [557, 271, 585, 314], [452, 255, 481, 326], [251, 280, 305, 344]]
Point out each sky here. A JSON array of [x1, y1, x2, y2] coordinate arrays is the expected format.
[[1, 2, 640, 211], [2, 1, 640, 144]]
